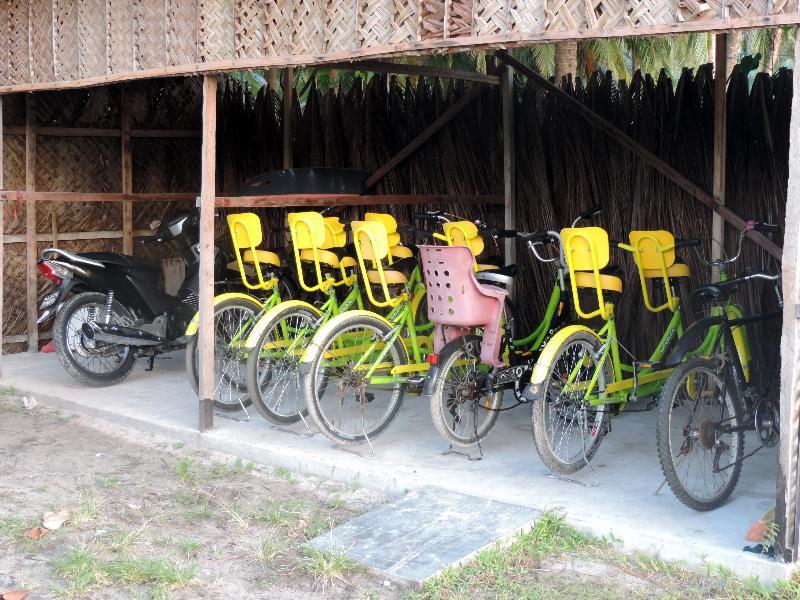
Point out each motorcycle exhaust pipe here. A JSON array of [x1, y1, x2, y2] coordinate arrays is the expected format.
[[81, 321, 163, 347]]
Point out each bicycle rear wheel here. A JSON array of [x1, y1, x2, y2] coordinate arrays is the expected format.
[[530, 331, 611, 474], [430, 335, 502, 447], [246, 304, 319, 424], [303, 313, 407, 445], [656, 357, 744, 511]]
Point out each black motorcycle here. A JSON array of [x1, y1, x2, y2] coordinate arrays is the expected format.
[[36, 211, 292, 389]]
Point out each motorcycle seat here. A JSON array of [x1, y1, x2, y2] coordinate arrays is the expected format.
[[82, 252, 160, 271]]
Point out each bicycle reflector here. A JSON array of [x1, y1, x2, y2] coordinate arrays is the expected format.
[[426, 353, 439, 366]]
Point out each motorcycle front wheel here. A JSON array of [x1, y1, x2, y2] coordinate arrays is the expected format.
[[53, 292, 138, 387]]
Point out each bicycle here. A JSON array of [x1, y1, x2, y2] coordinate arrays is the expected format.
[[420, 206, 611, 451], [242, 210, 418, 425], [185, 211, 297, 412], [525, 225, 701, 474], [655, 221, 782, 510]]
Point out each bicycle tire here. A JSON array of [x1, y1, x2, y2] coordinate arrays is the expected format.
[[530, 330, 611, 474], [303, 312, 408, 445], [656, 357, 745, 511]]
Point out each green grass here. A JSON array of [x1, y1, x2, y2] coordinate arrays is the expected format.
[[53, 547, 197, 598], [0, 517, 31, 542], [302, 547, 359, 586], [174, 458, 195, 484], [68, 492, 99, 526], [252, 499, 310, 530], [95, 476, 121, 489], [253, 535, 291, 565], [177, 538, 203, 559], [171, 442, 185, 450], [304, 512, 334, 540], [275, 465, 297, 484]]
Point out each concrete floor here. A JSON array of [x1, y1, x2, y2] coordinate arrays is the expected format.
[[0, 351, 791, 582]]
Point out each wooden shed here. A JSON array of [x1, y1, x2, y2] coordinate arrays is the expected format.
[[1, 0, 800, 569]]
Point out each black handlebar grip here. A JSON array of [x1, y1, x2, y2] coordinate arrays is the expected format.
[[579, 204, 603, 220], [675, 239, 701, 248], [396, 224, 415, 234], [752, 222, 781, 234]]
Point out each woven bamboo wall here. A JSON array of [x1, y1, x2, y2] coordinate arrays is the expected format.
[[0, 0, 798, 93]]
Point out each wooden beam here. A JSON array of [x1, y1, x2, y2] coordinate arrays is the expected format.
[[121, 88, 133, 254], [711, 33, 728, 267], [502, 64, 516, 297], [325, 60, 500, 85], [0, 96, 4, 370], [25, 95, 37, 353], [497, 51, 782, 260], [4, 229, 152, 243], [214, 194, 503, 208], [283, 68, 293, 170], [777, 27, 800, 566], [1, 191, 197, 202], [365, 85, 484, 190], [4, 125, 201, 138], [198, 75, 217, 433]]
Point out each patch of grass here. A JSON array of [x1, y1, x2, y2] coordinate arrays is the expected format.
[[0, 517, 30, 542], [302, 547, 358, 586], [326, 496, 345, 510], [52, 546, 101, 598], [275, 465, 297, 484], [304, 512, 334, 540], [132, 585, 171, 600], [102, 557, 197, 587], [253, 534, 291, 565], [196, 489, 248, 529], [108, 528, 143, 554], [176, 538, 202, 559], [152, 537, 171, 548], [69, 492, 99, 526], [171, 442, 185, 450], [174, 457, 195, 484], [349, 474, 362, 493], [252, 499, 309, 530], [0, 384, 19, 397]]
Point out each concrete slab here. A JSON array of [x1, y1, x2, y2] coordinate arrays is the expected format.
[[305, 487, 540, 585], [0, 351, 793, 583]]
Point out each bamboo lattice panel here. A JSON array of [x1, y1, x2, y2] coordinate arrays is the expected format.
[[0, 0, 798, 91]]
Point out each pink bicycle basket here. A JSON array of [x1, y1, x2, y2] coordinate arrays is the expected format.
[[418, 245, 508, 368]]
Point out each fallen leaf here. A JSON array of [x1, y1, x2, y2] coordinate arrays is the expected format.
[[43, 509, 69, 531], [23, 527, 47, 540], [1, 590, 32, 600], [1, 591, 32, 600]]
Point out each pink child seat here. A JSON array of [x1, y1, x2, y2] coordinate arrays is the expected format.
[[419, 245, 508, 368]]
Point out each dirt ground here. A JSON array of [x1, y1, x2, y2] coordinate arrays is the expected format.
[[1, 391, 796, 600]]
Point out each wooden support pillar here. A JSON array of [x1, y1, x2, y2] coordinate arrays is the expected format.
[[502, 65, 516, 297], [121, 87, 133, 255], [0, 96, 4, 375], [283, 68, 293, 170], [198, 75, 217, 433], [777, 36, 800, 565], [711, 33, 728, 268], [25, 95, 37, 352]]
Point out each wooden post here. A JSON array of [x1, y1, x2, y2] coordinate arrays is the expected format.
[[25, 94, 37, 352], [198, 75, 217, 433], [283, 68, 293, 170], [502, 65, 516, 296], [711, 33, 728, 268], [121, 87, 133, 255], [0, 95, 4, 375], [777, 36, 800, 564]]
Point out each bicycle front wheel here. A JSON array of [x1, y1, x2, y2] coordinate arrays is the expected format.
[[246, 304, 320, 425], [656, 357, 744, 511], [186, 296, 261, 411], [303, 313, 408, 445], [530, 330, 611, 474], [430, 335, 502, 447]]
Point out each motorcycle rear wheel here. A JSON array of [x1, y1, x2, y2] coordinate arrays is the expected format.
[[53, 292, 137, 387]]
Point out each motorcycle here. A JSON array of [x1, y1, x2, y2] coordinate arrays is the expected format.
[[36, 211, 293, 389]]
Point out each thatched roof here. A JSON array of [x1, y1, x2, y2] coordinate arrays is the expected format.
[[0, 0, 798, 93]]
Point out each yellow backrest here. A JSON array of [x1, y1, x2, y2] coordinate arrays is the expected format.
[[365, 212, 401, 254], [322, 216, 347, 249], [628, 230, 679, 313], [443, 221, 485, 258], [226, 212, 276, 291], [352, 220, 404, 308], [288, 211, 334, 293], [561, 227, 612, 320]]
